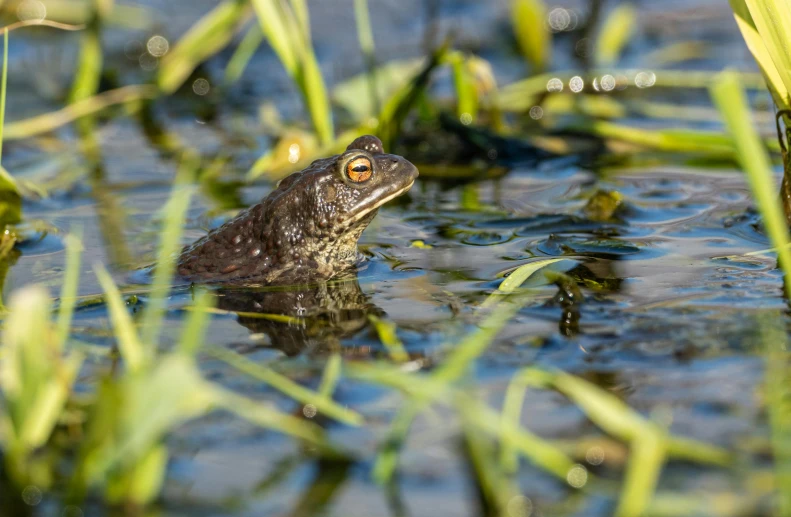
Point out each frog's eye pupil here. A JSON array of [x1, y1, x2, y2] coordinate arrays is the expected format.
[[346, 157, 373, 182]]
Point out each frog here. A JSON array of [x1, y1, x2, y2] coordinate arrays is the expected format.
[[177, 135, 419, 284]]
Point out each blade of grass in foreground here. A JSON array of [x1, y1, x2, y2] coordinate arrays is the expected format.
[[318, 354, 342, 399], [729, 0, 789, 108], [158, 0, 251, 94], [139, 154, 197, 347], [710, 70, 791, 298], [223, 25, 264, 85], [4, 85, 157, 141], [369, 296, 530, 483], [511, 0, 549, 71], [353, 0, 379, 116], [206, 346, 363, 426], [499, 374, 530, 473], [55, 230, 84, 348], [743, 0, 791, 99], [177, 289, 215, 357], [0, 25, 20, 224], [369, 315, 409, 362], [759, 311, 791, 517], [595, 3, 636, 67], [251, 0, 333, 145], [0, 28, 7, 163], [94, 263, 144, 372]]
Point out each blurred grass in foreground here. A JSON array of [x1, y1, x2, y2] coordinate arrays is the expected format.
[[0, 0, 786, 514]]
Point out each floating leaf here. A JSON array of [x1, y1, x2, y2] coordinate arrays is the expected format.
[[498, 258, 566, 293]]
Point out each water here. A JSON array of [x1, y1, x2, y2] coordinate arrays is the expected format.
[[1, 0, 785, 515]]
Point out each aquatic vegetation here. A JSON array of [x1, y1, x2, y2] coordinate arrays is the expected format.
[[0, 0, 787, 515]]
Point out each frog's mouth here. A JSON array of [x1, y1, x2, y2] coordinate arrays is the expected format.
[[346, 179, 416, 227]]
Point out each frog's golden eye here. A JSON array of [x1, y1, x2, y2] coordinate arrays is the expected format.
[[345, 156, 373, 183]]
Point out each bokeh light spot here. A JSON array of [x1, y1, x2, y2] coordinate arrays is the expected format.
[[288, 143, 301, 164], [529, 106, 544, 120], [21, 485, 42, 506], [569, 75, 584, 93], [139, 53, 158, 71], [460, 112, 473, 125], [507, 495, 533, 517], [303, 403, 317, 418], [567, 464, 588, 488], [192, 78, 210, 96], [62, 505, 84, 517], [548, 8, 571, 32], [16, 0, 46, 22], [586, 445, 605, 465], [600, 74, 616, 91], [635, 71, 657, 88], [147, 35, 170, 58], [546, 77, 563, 93]]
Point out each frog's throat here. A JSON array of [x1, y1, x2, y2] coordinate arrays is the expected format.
[[346, 180, 415, 227]]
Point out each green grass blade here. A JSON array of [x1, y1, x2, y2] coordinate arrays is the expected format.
[[432, 299, 525, 383], [762, 312, 791, 516], [289, 0, 310, 44], [20, 354, 82, 449], [177, 290, 215, 356], [0, 28, 7, 164], [139, 156, 196, 347], [223, 24, 264, 85], [94, 263, 144, 372], [595, 3, 636, 67], [4, 85, 157, 141], [251, 0, 333, 144], [211, 386, 328, 447], [743, 0, 791, 101], [56, 229, 84, 348], [207, 346, 363, 426], [498, 258, 566, 293], [457, 399, 520, 515], [729, 0, 789, 108], [354, 0, 379, 117], [518, 368, 731, 465], [511, 0, 549, 71], [158, 0, 250, 94], [69, 4, 104, 104], [250, 0, 298, 75], [615, 429, 666, 517], [369, 315, 409, 362], [499, 375, 529, 473], [318, 354, 342, 399], [3, 286, 52, 423], [372, 400, 421, 484], [466, 395, 580, 482], [710, 70, 791, 297], [299, 48, 334, 145], [448, 52, 478, 122], [125, 444, 168, 506]]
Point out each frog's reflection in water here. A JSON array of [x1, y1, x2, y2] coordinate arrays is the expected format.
[[214, 276, 382, 356]]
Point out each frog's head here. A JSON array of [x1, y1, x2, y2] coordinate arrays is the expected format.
[[269, 135, 418, 266]]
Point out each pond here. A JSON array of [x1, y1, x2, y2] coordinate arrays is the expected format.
[[0, 0, 786, 516]]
